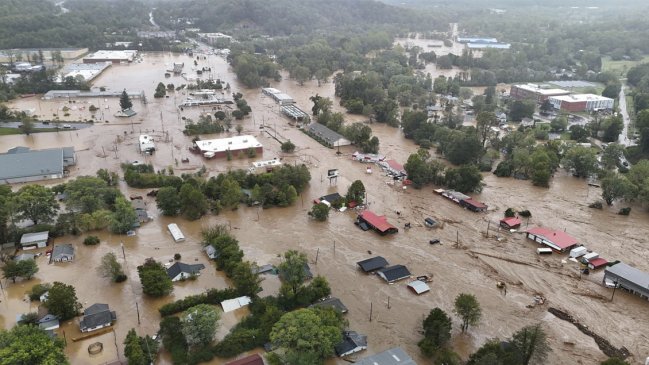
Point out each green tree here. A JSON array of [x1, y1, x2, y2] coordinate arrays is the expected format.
[[601, 174, 635, 205], [179, 183, 208, 220], [529, 149, 553, 187], [602, 84, 621, 99], [44, 282, 82, 320], [445, 165, 484, 193], [569, 125, 590, 142], [156, 187, 181, 216], [21, 119, 34, 135], [0, 325, 69, 365], [466, 340, 511, 365], [509, 100, 535, 122], [181, 304, 220, 347], [310, 203, 330, 221], [292, 66, 311, 85], [453, 293, 482, 333], [476, 111, 498, 147], [2, 261, 21, 283], [154, 82, 166, 98], [281, 140, 296, 153], [346, 180, 366, 204], [270, 308, 344, 362], [3, 259, 38, 283], [219, 176, 242, 210], [120, 89, 133, 110], [231, 261, 262, 297], [14, 184, 59, 224], [418, 308, 452, 357], [278, 250, 308, 298], [137, 258, 173, 297], [550, 116, 568, 132], [562, 146, 599, 178], [601, 143, 625, 170], [99, 252, 126, 282], [124, 329, 148, 365], [509, 324, 550, 365], [110, 196, 138, 234]]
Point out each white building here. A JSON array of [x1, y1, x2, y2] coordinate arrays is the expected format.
[[548, 94, 614, 112], [83, 50, 138, 64], [194, 135, 263, 159], [138, 135, 156, 153], [168, 223, 185, 242]]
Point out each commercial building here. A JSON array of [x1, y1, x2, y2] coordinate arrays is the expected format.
[[457, 37, 499, 43], [548, 94, 614, 112], [43, 89, 144, 99], [357, 210, 398, 235], [526, 227, 579, 252], [603, 262, 649, 300], [83, 50, 138, 64], [0, 146, 76, 184], [193, 135, 263, 159], [261, 88, 294, 105], [510, 84, 570, 103], [467, 43, 511, 49], [281, 104, 309, 122], [59, 62, 111, 82], [306, 123, 351, 147]]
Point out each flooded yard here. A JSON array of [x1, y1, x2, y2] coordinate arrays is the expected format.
[[1, 51, 649, 364]]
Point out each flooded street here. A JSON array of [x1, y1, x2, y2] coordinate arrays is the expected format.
[[2, 51, 649, 365]]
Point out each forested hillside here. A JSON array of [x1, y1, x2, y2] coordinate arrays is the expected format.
[[154, 0, 445, 36], [0, 0, 149, 49]]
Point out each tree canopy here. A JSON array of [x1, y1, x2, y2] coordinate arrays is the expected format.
[[137, 258, 173, 297], [44, 282, 82, 320], [0, 324, 69, 365]]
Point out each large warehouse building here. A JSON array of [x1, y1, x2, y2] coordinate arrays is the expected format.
[[83, 50, 138, 64], [510, 84, 570, 103], [193, 135, 263, 159], [548, 94, 614, 112], [0, 146, 76, 184]]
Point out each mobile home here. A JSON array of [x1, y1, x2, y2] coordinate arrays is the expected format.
[[168, 223, 185, 242]]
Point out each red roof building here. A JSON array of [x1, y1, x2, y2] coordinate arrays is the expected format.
[[460, 198, 488, 212], [526, 227, 578, 252], [226, 354, 265, 365], [358, 210, 398, 235], [588, 257, 608, 270], [500, 217, 522, 229], [383, 160, 406, 176]]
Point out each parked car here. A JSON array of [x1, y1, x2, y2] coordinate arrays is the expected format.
[[62, 124, 72, 129]]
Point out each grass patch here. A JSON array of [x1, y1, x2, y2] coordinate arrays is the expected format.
[[602, 56, 649, 78], [0, 127, 61, 135]]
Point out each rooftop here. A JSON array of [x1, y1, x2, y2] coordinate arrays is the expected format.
[[0, 148, 68, 182], [194, 135, 262, 153], [378, 265, 411, 282], [527, 227, 579, 250], [20, 231, 49, 244], [513, 84, 569, 95], [550, 94, 614, 102], [310, 297, 348, 313], [359, 210, 397, 233], [166, 262, 205, 279], [357, 256, 389, 272], [84, 50, 137, 61], [307, 123, 349, 145], [355, 347, 416, 365], [408, 280, 430, 294], [605, 262, 649, 289]]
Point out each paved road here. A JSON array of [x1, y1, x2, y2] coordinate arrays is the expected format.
[[618, 84, 634, 146]]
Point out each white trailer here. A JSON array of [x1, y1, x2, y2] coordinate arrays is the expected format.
[[570, 246, 588, 258], [168, 223, 185, 242]]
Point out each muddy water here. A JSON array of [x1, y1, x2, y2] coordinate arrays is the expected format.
[[2, 52, 649, 365]]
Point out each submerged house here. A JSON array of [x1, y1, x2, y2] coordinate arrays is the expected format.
[[355, 347, 416, 365], [603, 262, 649, 300], [357, 211, 398, 235], [20, 231, 49, 249], [526, 227, 578, 252], [166, 262, 205, 282], [357, 256, 389, 273], [50, 244, 75, 263], [310, 297, 348, 314], [378, 265, 411, 283], [79, 303, 116, 333], [335, 331, 368, 357]]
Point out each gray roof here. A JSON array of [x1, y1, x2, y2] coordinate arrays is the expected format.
[[335, 331, 368, 356], [307, 123, 348, 145], [51, 244, 74, 259], [80, 310, 116, 331], [356, 347, 416, 365], [84, 303, 110, 316], [310, 297, 348, 313], [605, 262, 649, 289], [357, 256, 389, 272], [15, 253, 35, 262], [166, 262, 205, 279], [20, 231, 49, 244], [0, 147, 73, 181], [378, 265, 411, 282], [204, 245, 218, 259]]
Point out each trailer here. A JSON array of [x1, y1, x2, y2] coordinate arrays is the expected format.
[[168, 223, 185, 242], [537, 248, 553, 255], [570, 246, 588, 258]]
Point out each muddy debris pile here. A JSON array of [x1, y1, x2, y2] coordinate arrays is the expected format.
[[548, 307, 631, 359]]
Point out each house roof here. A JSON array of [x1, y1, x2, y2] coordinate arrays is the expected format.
[[527, 227, 578, 250], [605, 262, 649, 289], [225, 354, 264, 365], [357, 256, 389, 272], [310, 297, 348, 313], [588, 257, 608, 268], [408, 280, 430, 294], [335, 331, 368, 356], [500, 217, 522, 227], [307, 123, 349, 144], [15, 253, 35, 261], [0, 148, 66, 181], [359, 211, 397, 233], [166, 262, 205, 279], [385, 160, 405, 173], [462, 198, 487, 209], [356, 347, 416, 365], [194, 135, 262, 153], [252, 264, 275, 274], [20, 231, 49, 244], [379, 265, 411, 282], [221, 296, 252, 312], [320, 192, 343, 203], [80, 310, 116, 331], [84, 303, 109, 316], [51, 244, 74, 258]]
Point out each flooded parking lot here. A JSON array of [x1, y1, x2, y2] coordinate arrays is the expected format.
[[1, 51, 649, 364]]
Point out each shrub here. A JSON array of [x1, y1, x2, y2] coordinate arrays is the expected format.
[[28, 283, 52, 301], [504, 208, 515, 217], [281, 140, 296, 153], [115, 274, 128, 282], [83, 235, 100, 245], [519, 210, 532, 217], [618, 207, 631, 215], [589, 201, 603, 209], [159, 288, 238, 316], [174, 253, 181, 260]]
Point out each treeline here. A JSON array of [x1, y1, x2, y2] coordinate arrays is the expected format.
[[122, 163, 310, 220], [404, 150, 484, 193], [0, 69, 88, 102], [0, 0, 149, 49]]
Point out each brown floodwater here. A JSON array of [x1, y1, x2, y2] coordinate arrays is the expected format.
[[2, 51, 649, 365]]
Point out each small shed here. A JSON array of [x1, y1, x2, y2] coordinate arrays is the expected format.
[[50, 244, 75, 263], [588, 257, 608, 270], [378, 265, 411, 283], [570, 246, 588, 258], [20, 231, 49, 249], [357, 256, 389, 273], [407, 280, 430, 295], [310, 297, 348, 314], [15, 253, 35, 262], [499, 217, 521, 229]]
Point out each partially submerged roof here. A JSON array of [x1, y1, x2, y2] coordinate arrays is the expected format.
[[320, 192, 343, 203], [0, 148, 69, 181], [307, 123, 350, 145], [310, 297, 348, 313], [355, 347, 416, 365], [378, 265, 411, 283], [51, 244, 74, 258], [335, 330, 368, 357], [407, 280, 430, 295], [84, 303, 109, 316], [15, 253, 35, 262], [80, 310, 116, 331], [166, 262, 205, 279], [605, 262, 649, 289], [359, 210, 397, 233], [20, 231, 49, 244], [500, 217, 522, 228], [225, 354, 264, 365], [527, 227, 578, 250], [357, 256, 389, 272], [221, 296, 252, 312]]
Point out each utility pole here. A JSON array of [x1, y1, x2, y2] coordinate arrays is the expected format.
[[315, 248, 320, 265], [369, 302, 373, 322], [610, 280, 619, 301]]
